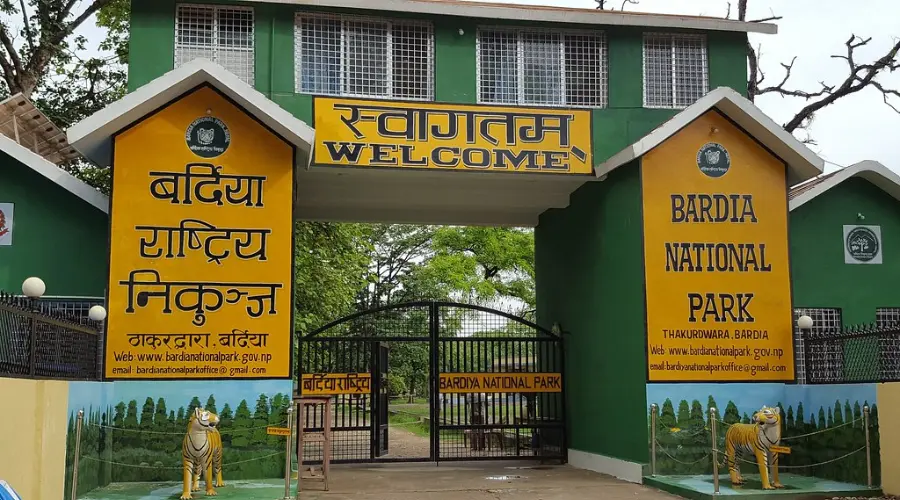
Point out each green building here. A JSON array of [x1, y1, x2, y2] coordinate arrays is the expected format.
[[70, 0, 888, 485], [0, 94, 108, 302], [789, 160, 900, 383]]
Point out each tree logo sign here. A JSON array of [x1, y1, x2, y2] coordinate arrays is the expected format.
[[696, 142, 731, 178], [185, 115, 231, 158], [843, 225, 882, 264]]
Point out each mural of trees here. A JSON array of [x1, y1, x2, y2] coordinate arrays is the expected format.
[[649, 397, 880, 486], [64, 392, 292, 489]]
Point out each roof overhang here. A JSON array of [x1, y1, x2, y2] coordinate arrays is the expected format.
[[0, 132, 108, 213], [789, 160, 900, 211], [595, 87, 824, 186], [246, 0, 776, 34], [66, 58, 315, 168]]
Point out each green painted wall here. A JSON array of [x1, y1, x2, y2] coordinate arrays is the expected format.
[[535, 163, 647, 463], [127, 0, 749, 164], [0, 153, 108, 296], [790, 178, 900, 325]]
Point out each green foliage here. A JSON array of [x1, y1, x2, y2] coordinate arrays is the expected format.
[[648, 396, 881, 486]]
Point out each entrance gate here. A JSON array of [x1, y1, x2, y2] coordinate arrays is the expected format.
[[297, 301, 565, 463]]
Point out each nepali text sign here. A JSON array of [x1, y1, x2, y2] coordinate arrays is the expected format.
[[312, 97, 593, 174], [105, 86, 294, 379], [641, 111, 794, 382], [438, 373, 562, 393], [301, 373, 371, 395]]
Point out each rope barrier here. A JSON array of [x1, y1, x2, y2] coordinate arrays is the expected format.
[[713, 446, 866, 469], [80, 451, 284, 470], [711, 416, 862, 440], [654, 440, 711, 466], [84, 421, 288, 435]]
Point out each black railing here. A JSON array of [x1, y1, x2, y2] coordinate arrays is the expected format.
[[0, 292, 103, 380], [804, 323, 900, 384]]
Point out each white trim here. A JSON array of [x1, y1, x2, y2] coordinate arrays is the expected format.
[[567, 449, 644, 483], [0, 133, 108, 214], [789, 160, 900, 211], [245, 0, 776, 34], [66, 58, 315, 169], [595, 86, 824, 186]]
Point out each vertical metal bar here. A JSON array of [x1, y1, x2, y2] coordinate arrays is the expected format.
[[650, 403, 658, 476], [710, 407, 719, 495], [284, 406, 294, 499], [864, 405, 872, 488], [71, 409, 84, 500], [430, 302, 440, 462]]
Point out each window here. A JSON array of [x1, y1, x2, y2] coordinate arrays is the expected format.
[[295, 13, 434, 100], [175, 4, 255, 85], [793, 307, 842, 384], [875, 308, 900, 380], [643, 33, 708, 108], [477, 28, 607, 108]]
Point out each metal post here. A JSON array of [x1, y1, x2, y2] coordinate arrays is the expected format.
[[27, 298, 37, 377], [864, 405, 872, 488], [284, 406, 294, 499], [71, 409, 84, 500], [710, 407, 719, 495], [650, 404, 658, 476]]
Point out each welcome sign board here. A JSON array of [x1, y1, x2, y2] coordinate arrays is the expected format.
[[312, 97, 593, 174]]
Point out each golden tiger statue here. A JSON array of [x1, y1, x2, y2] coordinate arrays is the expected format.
[[724, 405, 783, 490], [180, 408, 225, 499]]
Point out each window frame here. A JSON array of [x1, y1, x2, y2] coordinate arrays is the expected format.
[[641, 32, 709, 109], [475, 25, 608, 109], [174, 3, 256, 86], [293, 11, 435, 101]]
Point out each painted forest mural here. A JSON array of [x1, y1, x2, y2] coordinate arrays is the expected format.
[[64, 381, 293, 498], [648, 395, 881, 486]]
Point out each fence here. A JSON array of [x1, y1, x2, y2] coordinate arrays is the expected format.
[[804, 323, 900, 384], [0, 292, 103, 380]]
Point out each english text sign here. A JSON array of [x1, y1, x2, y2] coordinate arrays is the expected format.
[[642, 111, 794, 382], [312, 97, 593, 174], [105, 86, 294, 379], [438, 373, 562, 393]]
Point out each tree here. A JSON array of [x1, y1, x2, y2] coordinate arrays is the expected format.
[[231, 400, 252, 449], [723, 401, 741, 425], [689, 400, 705, 429], [597, 0, 900, 144], [139, 397, 155, 431], [187, 397, 202, 416], [205, 395, 217, 415], [659, 399, 676, 428], [251, 394, 270, 446], [219, 404, 234, 447], [357, 224, 435, 309], [677, 400, 690, 428]]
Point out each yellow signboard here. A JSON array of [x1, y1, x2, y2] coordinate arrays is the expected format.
[[438, 373, 562, 393], [266, 426, 291, 436], [312, 97, 593, 174], [104, 85, 294, 379], [301, 373, 372, 395], [770, 445, 791, 455], [642, 111, 794, 382]]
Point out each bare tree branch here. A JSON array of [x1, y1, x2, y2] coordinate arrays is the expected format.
[[18, 0, 34, 53], [725, 2, 731, 19], [0, 23, 23, 75]]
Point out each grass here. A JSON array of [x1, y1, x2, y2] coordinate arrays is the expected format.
[[388, 412, 430, 438]]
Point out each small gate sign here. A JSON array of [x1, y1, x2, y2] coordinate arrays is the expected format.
[[438, 373, 562, 393], [770, 445, 791, 455], [301, 373, 371, 395], [266, 426, 291, 436]]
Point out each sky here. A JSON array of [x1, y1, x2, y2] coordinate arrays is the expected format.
[[62, 0, 899, 175]]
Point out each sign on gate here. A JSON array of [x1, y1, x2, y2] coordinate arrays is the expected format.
[[312, 97, 593, 175], [438, 373, 562, 393], [103, 86, 294, 380], [301, 373, 372, 395], [641, 111, 794, 382]]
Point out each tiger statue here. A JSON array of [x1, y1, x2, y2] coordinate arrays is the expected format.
[[724, 405, 783, 490], [180, 408, 223, 499]]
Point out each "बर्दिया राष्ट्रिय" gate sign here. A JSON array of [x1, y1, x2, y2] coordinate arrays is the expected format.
[[641, 113, 794, 382], [103, 86, 294, 380], [312, 97, 593, 174]]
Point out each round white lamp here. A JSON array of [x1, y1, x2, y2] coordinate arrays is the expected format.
[[88, 305, 108, 322], [797, 315, 814, 330], [21, 277, 46, 298]]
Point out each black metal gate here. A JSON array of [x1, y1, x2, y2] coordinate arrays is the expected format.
[[297, 301, 565, 464]]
